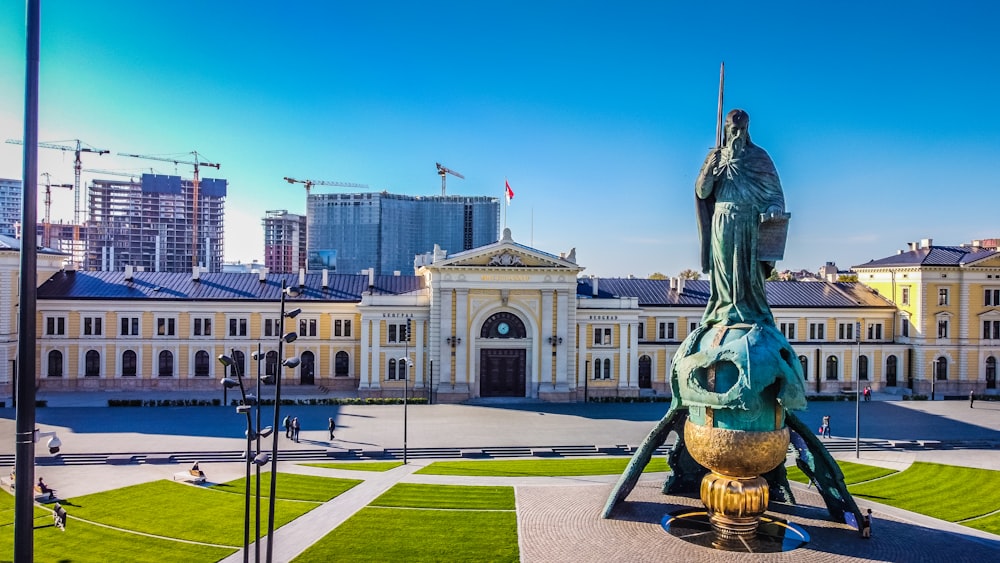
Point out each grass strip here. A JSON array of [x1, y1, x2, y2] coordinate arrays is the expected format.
[[0, 492, 233, 562], [961, 512, 1000, 536], [63, 479, 316, 546], [785, 460, 897, 485], [300, 461, 403, 472], [294, 506, 518, 562], [848, 462, 1000, 522], [417, 456, 666, 477], [210, 471, 363, 502], [371, 483, 515, 510]]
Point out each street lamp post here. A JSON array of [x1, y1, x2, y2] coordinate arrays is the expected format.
[[402, 319, 411, 465], [931, 359, 938, 401], [250, 345, 272, 563], [266, 280, 301, 563], [855, 321, 861, 459]]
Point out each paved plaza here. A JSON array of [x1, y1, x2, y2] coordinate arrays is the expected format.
[[2, 392, 999, 561]]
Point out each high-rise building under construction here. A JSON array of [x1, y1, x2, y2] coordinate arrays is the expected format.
[[263, 209, 307, 273], [86, 174, 227, 272], [307, 192, 499, 275]]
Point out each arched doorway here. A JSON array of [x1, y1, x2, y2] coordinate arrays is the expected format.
[[638, 355, 652, 389], [300, 351, 315, 385], [886, 355, 898, 387], [479, 312, 527, 397], [987, 356, 997, 389]]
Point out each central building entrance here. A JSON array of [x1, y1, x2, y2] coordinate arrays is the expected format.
[[480, 349, 526, 397]]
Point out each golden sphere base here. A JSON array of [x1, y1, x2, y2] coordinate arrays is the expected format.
[[700, 472, 769, 541]]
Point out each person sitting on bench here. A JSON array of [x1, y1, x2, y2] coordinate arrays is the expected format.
[[190, 461, 205, 478], [36, 477, 55, 500]]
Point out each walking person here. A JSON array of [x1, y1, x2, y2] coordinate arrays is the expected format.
[[970, 389, 975, 408], [861, 509, 873, 538], [328, 417, 336, 440], [820, 415, 831, 438], [283, 415, 292, 438], [291, 417, 300, 442]]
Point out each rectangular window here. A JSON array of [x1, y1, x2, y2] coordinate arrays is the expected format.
[[120, 317, 139, 336], [156, 317, 176, 336], [637, 322, 644, 340], [667, 322, 675, 340], [939, 288, 949, 306], [193, 317, 212, 337], [229, 318, 248, 337], [901, 287, 910, 306], [45, 316, 66, 336], [593, 327, 612, 346], [83, 316, 102, 336], [334, 319, 343, 337], [901, 318, 910, 338], [867, 323, 882, 340], [809, 322, 825, 341], [388, 324, 397, 342], [838, 323, 854, 341], [985, 320, 1000, 340], [658, 322, 665, 340], [987, 289, 1000, 307], [690, 322, 698, 334], [343, 319, 352, 337], [264, 318, 279, 337], [779, 321, 796, 340], [299, 318, 317, 337], [938, 320, 949, 338]]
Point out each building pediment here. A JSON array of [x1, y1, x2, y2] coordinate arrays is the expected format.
[[965, 253, 1000, 269], [425, 228, 583, 272]]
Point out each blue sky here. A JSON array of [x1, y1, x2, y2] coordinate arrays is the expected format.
[[1, 1, 997, 277]]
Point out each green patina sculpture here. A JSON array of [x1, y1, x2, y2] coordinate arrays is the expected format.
[[603, 108, 864, 535]]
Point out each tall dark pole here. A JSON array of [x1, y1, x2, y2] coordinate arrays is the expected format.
[[254, 342, 263, 563], [266, 280, 287, 563], [14, 2, 40, 561], [237, 351, 252, 563]]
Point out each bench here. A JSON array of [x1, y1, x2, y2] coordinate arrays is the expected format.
[[34, 484, 56, 502], [173, 469, 206, 484]]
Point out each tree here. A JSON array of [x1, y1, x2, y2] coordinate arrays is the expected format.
[[678, 269, 701, 280], [649, 272, 668, 280], [837, 273, 859, 282]]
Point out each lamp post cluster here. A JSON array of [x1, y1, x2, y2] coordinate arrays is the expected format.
[[217, 279, 301, 563]]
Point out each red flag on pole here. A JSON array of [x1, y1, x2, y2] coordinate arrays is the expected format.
[[505, 179, 514, 205]]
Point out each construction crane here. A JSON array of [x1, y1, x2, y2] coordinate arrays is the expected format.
[[118, 151, 220, 269], [283, 177, 369, 197], [435, 162, 464, 196], [5, 138, 109, 225], [82, 168, 157, 181], [39, 173, 73, 248]]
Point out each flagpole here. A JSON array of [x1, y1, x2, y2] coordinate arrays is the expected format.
[[503, 177, 507, 230]]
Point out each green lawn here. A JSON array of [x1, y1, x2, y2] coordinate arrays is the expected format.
[[961, 512, 1000, 536], [301, 461, 404, 472], [785, 460, 897, 485], [0, 487, 233, 563], [417, 456, 666, 477], [295, 483, 518, 562], [210, 471, 363, 502], [371, 483, 515, 510], [848, 462, 1000, 523]]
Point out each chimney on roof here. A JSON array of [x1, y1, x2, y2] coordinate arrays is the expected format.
[[670, 277, 678, 291], [124, 264, 134, 281], [298, 268, 306, 287], [908, 241, 918, 251], [920, 238, 933, 248], [258, 267, 268, 282], [192, 266, 201, 281], [591, 275, 599, 297], [677, 277, 686, 294], [367, 268, 375, 290], [322, 268, 329, 288], [393, 270, 401, 276]]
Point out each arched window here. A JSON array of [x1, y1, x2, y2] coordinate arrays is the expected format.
[[798, 355, 808, 380], [47, 350, 63, 377], [935, 356, 948, 380], [232, 350, 246, 377], [388, 358, 397, 380], [398, 359, 407, 381], [825, 355, 839, 380], [858, 355, 869, 381], [886, 355, 898, 386], [603, 358, 612, 379], [480, 312, 527, 339], [335, 351, 349, 377], [85, 350, 100, 377], [122, 350, 137, 377], [301, 351, 315, 384], [158, 350, 174, 377], [987, 356, 997, 389], [195, 350, 210, 376], [265, 351, 278, 379]]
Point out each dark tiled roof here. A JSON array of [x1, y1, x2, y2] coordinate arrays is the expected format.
[[0, 233, 65, 254], [576, 278, 894, 309], [853, 246, 998, 269], [37, 271, 425, 302]]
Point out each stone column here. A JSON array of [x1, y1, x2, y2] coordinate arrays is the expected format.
[[455, 289, 469, 392], [369, 318, 381, 389], [554, 290, 569, 391], [414, 318, 425, 389], [440, 289, 453, 391], [540, 289, 554, 392]]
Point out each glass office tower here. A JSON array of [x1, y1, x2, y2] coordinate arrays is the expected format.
[[307, 192, 499, 275]]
